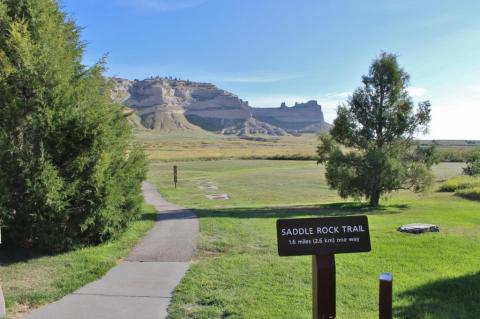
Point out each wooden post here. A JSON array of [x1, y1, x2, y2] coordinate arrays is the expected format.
[[173, 165, 178, 188], [379, 272, 393, 319], [312, 254, 336, 319]]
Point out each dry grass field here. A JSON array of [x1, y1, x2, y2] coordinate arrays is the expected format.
[[136, 129, 480, 162], [134, 130, 320, 161]]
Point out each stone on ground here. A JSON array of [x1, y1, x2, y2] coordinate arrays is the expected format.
[[398, 223, 440, 234]]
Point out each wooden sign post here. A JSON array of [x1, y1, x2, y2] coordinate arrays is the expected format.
[[276, 216, 371, 318], [379, 273, 393, 319], [313, 254, 336, 318], [173, 165, 178, 188]]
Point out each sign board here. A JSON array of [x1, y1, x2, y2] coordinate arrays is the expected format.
[[276, 216, 371, 256]]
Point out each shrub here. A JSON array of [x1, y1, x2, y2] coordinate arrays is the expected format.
[[463, 152, 480, 176], [0, 0, 146, 252], [438, 176, 480, 192], [455, 187, 480, 201]]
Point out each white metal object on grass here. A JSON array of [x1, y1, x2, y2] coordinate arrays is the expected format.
[[380, 272, 393, 282]]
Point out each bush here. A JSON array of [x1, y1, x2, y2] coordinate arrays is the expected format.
[[438, 176, 480, 192], [463, 152, 480, 176], [455, 187, 480, 201], [0, 0, 146, 252]]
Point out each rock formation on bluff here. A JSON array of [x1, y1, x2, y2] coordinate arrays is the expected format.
[[252, 100, 328, 133], [112, 77, 330, 135]]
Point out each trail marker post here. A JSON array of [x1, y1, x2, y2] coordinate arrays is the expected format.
[[173, 165, 178, 188], [379, 272, 393, 319], [276, 216, 371, 319]]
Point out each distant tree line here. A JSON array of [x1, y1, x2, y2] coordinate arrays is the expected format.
[[0, 0, 146, 251], [435, 149, 480, 163]]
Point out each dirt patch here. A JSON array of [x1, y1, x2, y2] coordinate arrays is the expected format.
[[198, 185, 218, 190], [206, 194, 230, 200], [9, 302, 35, 319]]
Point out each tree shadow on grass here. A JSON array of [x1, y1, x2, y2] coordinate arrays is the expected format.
[[395, 272, 480, 319], [194, 202, 409, 219], [0, 246, 49, 266], [0, 211, 158, 266]]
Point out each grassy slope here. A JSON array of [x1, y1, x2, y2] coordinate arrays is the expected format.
[[0, 204, 157, 318], [147, 160, 480, 319]]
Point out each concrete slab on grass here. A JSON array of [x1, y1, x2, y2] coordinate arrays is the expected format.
[[206, 194, 230, 200], [398, 223, 440, 234], [198, 185, 218, 190]]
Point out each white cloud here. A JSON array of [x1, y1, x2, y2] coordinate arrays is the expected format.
[[115, 0, 208, 12], [407, 86, 427, 98], [325, 91, 351, 99], [467, 85, 480, 94], [248, 95, 313, 108], [423, 91, 480, 140], [204, 74, 302, 84], [325, 87, 428, 100]]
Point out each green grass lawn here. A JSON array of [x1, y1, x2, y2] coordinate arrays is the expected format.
[[147, 160, 480, 319], [0, 204, 157, 319]]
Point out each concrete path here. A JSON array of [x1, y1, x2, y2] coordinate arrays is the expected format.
[[25, 182, 198, 319], [0, 286, 5, 319]]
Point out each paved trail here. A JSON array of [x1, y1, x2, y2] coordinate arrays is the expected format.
[[25, 182, 198, 319]]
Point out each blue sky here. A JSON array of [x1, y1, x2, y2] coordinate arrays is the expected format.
[[63, 0, 480, 139]]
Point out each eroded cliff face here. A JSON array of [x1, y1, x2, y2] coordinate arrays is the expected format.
[[112, 77, 255, 132], [112, 77, 329, 135], [252, 100, 327, 133]]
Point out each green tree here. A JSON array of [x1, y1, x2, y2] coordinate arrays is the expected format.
[[0, 0, 146, 251], [318, 53, 435, 206], [463, 152, 480, 176]]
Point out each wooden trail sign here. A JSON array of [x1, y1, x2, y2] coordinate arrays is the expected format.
[[276, 216, 371, 256], [276, 216, 371, 319]]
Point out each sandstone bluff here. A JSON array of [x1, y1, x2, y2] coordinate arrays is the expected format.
[[112, 77, 331, 136]]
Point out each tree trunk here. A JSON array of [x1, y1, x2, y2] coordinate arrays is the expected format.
[[369, 190, 380, 206]]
